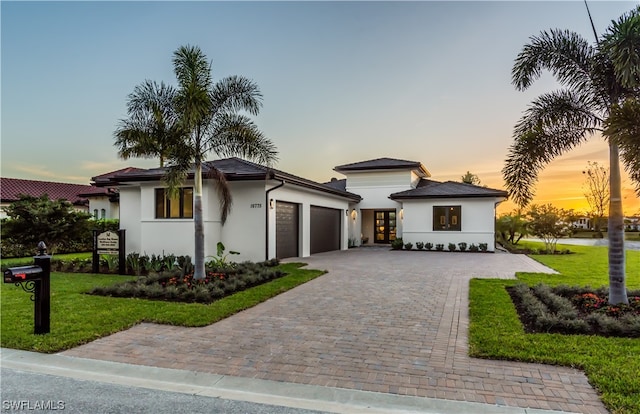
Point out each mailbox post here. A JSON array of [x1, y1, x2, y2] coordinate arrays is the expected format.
[[3, 242, 51, 334]]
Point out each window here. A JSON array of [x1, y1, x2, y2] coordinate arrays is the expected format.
[[93, 209, 98, 219], [155, 187, 193, 219], [101, 209, 106, 219], [433, 206, 461, 231]]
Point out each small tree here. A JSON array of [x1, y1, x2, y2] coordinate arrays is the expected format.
[[582, 161, 609, 236], [496, 210, 529, 245], [1, 194, 92, 255], [461, 171, 481, 185], [527, 204, 572, 253]]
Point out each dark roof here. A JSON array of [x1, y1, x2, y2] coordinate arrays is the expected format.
[[0, 177, 107, 206], [101, 157, 362, 202], [334, 158, 430, 176], [91, 167, 145, 186], [390, 179, 508, 200], [324, 178, 347, 192]]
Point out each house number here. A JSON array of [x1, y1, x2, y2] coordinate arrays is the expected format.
[[250, 203, 262, 208]]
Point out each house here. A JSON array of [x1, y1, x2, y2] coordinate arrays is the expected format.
[[0, 177, 109, 219], [81, 167, 145, 220], [98, 157, 508, 262], [572, 216, 593, 230]]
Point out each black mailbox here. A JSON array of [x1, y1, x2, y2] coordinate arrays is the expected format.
[[3, 242, 51, 334], [4, 265, 43, 283]]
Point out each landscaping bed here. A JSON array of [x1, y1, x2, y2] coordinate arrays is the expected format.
[[89, 260, 284, 304], [508, 283, 640, 337]]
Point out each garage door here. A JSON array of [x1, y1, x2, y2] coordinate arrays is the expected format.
[[310, 206, 341, 254], [276, 201, 299, 259]]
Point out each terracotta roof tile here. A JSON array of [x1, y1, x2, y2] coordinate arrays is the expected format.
[[0, 177, 106, 205]]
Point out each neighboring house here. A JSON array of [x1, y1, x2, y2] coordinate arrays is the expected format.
[[572, 216, 593, 230], [625, 216, 639, 231], [0, 177, 108, 219], [81, 167, 145, 220], [97, 157, 508, 262]]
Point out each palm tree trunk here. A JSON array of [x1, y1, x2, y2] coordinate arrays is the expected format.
[[608, 142, 628, 304], [193, 160, 205, 280]]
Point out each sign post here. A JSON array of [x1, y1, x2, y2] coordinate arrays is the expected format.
[[92, 230, 126, 274]]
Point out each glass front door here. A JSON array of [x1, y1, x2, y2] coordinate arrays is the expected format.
[[374, 210, 396, 244]]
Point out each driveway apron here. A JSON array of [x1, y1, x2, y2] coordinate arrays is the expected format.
[[61, 249, 607, 413]]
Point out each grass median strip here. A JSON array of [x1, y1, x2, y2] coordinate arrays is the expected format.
[[0, 262, 324, 353], [469, 243, 640, 414]]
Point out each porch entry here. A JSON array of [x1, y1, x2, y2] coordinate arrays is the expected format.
[[374, 210, 397, 244]]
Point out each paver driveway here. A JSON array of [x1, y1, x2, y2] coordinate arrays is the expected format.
[[62, 248, 607, 413]]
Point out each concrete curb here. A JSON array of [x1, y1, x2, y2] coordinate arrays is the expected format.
[[1, 348, 578, 414]]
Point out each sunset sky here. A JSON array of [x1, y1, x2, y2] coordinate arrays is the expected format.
[[2, 1, 639, 216]]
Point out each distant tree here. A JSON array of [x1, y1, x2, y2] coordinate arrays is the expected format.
[[1, 195, 92, 255], [461, 171, 481, 185], [527, 204, 572, 253], [502, 6, 640, 304], [582, 161, 609, 235]]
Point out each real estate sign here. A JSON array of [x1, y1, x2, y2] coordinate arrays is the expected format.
[[96, 231, 119, 255]]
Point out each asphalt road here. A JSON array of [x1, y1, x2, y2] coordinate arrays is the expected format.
[[1, 368, 330, 414]]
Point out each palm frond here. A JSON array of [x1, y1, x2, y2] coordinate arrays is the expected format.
[[605, 99, 640, 196], [601, 5, 640, 89], [211, 75, 263, 116], [163, 143, 199, 198], [503, 90, 602, 206], [512, 29, 594, 93], [207, 113, 279, 166], [173, 45, 213, 129], [202, 165, 233, 224]]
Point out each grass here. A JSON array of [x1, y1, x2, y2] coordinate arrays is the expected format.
[[469, 242, 640, 414], [1, 252, 92, 269], [0, 263, 324, 353]]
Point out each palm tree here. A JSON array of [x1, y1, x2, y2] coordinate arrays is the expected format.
[[114, 80, 182, 167], [166, 45, 278, 279], [503, 6, 640, 304]]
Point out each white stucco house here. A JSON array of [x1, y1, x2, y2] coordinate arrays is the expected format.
[[97, 157, 508, 262]]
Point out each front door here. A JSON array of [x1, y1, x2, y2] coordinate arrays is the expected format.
[[374, 210, 397, 244]]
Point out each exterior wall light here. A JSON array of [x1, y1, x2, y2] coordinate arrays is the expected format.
[[269, 199, 275, 209], [399, 209, 404, 220], [351, 209, 357, 221]]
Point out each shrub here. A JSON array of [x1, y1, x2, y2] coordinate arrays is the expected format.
[[435, 244, 444, 251], [425, 242, 433, 250], [508, 283, 640, 337], [469, 243, 479, 252], [89, 260, 286, 304], [458, 242, 468, 251], [391, 238, 404, 250], [448, 243, 456, 252], [478, 243, 488, 252], [415, 242, 424, 250], [404, 242, 413, 250]]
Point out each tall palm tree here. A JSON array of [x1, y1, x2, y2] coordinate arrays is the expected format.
[[503, 7, 640, 304], [165, 45, 278, 279], [114, 80, 182, 167]]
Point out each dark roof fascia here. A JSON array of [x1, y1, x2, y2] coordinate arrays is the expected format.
[[103, 158, 362, 202], [269, 172, 361, 202], [333, 158, 430, 177], [390, 192, 508, 200]]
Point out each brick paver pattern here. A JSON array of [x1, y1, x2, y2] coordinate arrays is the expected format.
[[62, 249, 608, 413]]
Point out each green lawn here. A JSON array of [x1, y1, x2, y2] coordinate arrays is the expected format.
[[0, 263, 324, 353], [469, 243, 640, 414], [1, 252, 92, 269]]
